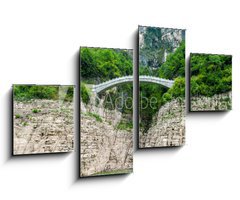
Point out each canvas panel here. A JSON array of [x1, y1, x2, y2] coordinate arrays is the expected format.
[[190, 53, 232, 111], [13, 85, 74, 155], [138, 25, 186, 148], [80, 47, 133, 177]]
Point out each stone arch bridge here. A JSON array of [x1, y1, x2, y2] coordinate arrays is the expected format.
[[92, 75, 174, 94]]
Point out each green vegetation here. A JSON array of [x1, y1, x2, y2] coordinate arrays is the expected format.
[[32, 109, 41, 113], [15, 114, 22, 119], [139, 36, 185, 131], [116, 120, 133, 131], [13, 85, 74, 101], [26, 114, 32, 120], [22, 121, 28, 126], [80, 83, 90, 104], [92, 169, 133, 176], [80, 47, 133, 115], [162, 77, 185, 104], [159, 42, 185, 79], [139, 26, 185, 71], [86, 112, 102, 122], [80, 47, 133, 83], [190, 53, 232, 97], [63, 86, 74, 102]]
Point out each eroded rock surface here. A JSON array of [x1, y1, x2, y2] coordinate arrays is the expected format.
[[80, 100, 133, 177], [140, 99, 185, 148], [190, 92, 232, 111], [14, 99, 74, 155]]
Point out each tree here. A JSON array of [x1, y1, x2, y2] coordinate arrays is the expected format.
[[190, 54, 232, 97]]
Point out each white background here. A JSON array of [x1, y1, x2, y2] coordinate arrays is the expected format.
[[0, 0, 239, 199]]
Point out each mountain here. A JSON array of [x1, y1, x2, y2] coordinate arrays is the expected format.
[[139, 26, 185, 69]]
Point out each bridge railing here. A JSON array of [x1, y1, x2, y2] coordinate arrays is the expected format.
[[92, 75, 175, 93]]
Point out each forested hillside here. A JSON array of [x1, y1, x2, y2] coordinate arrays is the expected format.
[[80, 47, 133, 83], [190, 53, 232, 97], [80, 47, 133, 114]]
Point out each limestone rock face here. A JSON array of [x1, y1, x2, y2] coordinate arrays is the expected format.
[[80, 98, 133, 177], [139, 99, 185, 148], [190, 92, 232, 111], [80, 115, 133, 177], [14, 99, 74, 155]]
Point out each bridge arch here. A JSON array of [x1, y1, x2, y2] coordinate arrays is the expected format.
[[92, 75, 174, 94]]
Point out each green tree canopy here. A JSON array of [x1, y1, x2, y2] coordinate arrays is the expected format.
[[80, 47, 133, 84], [190, 54, 232, 97]]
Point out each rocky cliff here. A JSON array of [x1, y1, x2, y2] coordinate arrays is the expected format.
[[190, 92, 232, 111], [80, 100, 133, 177], [140, 99, 185, 148], [14, 99, 74, 155]]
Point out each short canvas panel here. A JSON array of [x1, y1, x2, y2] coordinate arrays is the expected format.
[[13, 85, 74, 155], [138, 25, 186, 148], [190, 53, 232, 111], [80, 47, 133, 177]]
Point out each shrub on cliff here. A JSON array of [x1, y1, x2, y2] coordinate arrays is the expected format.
[[13, 85, 73, 101], [80, 83, 90, 104]]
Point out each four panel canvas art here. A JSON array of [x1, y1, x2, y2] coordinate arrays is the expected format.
[[11, 25, 233, 178]]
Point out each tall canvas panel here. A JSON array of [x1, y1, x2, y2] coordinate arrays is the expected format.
[[80, 47, 133, 177], [138, 26, 186, 148], [13, 84, 74, 155], [190, 53, 232, 111]]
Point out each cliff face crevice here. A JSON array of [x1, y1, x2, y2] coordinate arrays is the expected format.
[[140, 99, 185, 148]]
